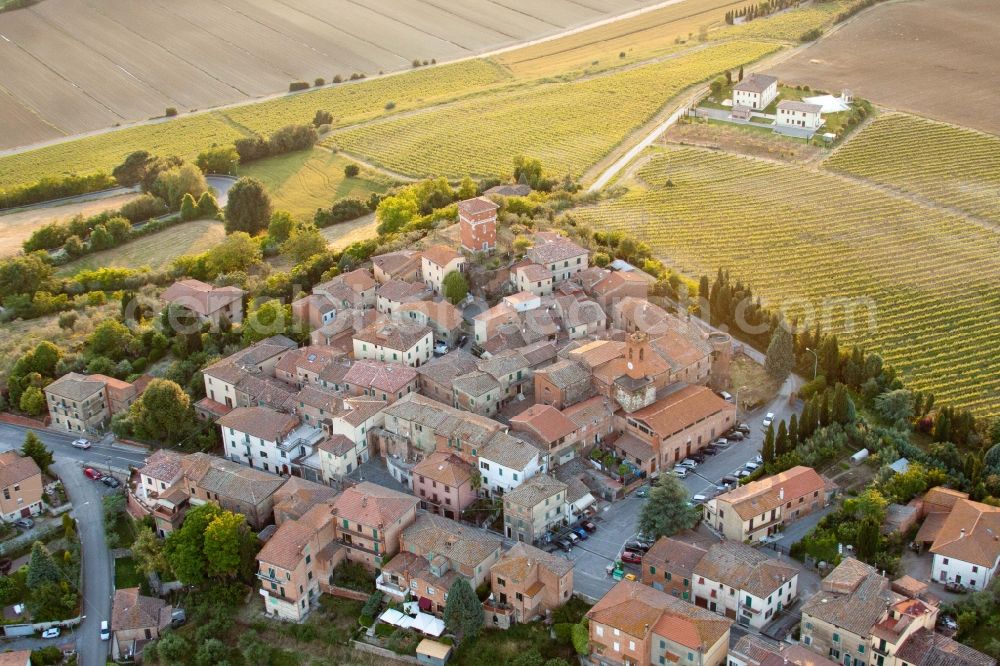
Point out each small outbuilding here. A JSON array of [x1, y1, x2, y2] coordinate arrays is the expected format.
[[850, 448, 870, 464], [416, 638, 453, 666]]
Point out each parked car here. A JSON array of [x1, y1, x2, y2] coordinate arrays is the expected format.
[[690, 453, 706, 464], [100, 620, 110, 641], [83, 467, 102, 480], [672, 467, 689, 478], [625, 540, 651, 553], [937, 616, 958, 631], [566, 532, 580, 544], [102, 476, 121, 488], [714, 439, 731, 449], [557, 539, 573, 552], [14, 518, 34, 530], [720, 475, 738, 486], [71, 438, 92, 449], [703, 445, 719, 456], [762, 412, 775, 429], [171, 608, 186, 627], [572, 527, 589, 540], [744, 461, 760, 472], [580, 520, 597, 533], [41, 627, 60, 639], [944, 581, 968, 593], [677, 458, 698, 469], [755, 454, 763, 464], [727, 431, 745, 441], [621, 550, 643, 564], [718, 391, 733, 402], [624, 573, 638, 581], [458, 334, 469, 348], [736, 470, 751, 478], [736, 423, 751, 434], [433, 341, 449, 356], [635, 487, 649, 497], [692, 494, 709, 504]]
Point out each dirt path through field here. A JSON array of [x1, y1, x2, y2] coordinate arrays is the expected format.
[[0, 191, 139, 257]]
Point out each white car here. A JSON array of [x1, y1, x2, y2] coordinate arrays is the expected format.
[[755, 454, 763, 464], [718, 391, 733, 402], [713, 438, 729, 447], [744, 461, 760, 472], [691, 494, 708, 504], [72, 438, 92, 449], [433, 341, 449, 356], [41, 627, 60, 639], [762, 412, 775, 429], [677, 458, 698, 469], [672, 466, 689, 478], [100, 620, 110, 640]]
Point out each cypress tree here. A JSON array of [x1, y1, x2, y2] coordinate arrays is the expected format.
[[831, 383, 855, 425], [799, 402, 813, 441], [762, 424, 775, 463], [819, 391, 831, 428], [738, 65, 744, 81], [775, 421, 789, 457], [788, 413, 799, 450]]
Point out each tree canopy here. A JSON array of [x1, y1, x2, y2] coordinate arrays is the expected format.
[[21, 432, 53, 473], [442, 270, 469, 305], [765, 324, 794, 380], [637, 473, 697, 539], [443, 577, 483, 639], [224, 177, 272, 235], [128, 378, 193, 445]]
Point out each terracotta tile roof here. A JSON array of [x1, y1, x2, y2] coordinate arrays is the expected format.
[[567, 340, 624, 369], [373, 250, 422, 277], [203, 337, 296, 385], [273, 476, 339, 523], [383, 393, 453, 429], [645, 537, 708, 579], [161, 279, 243, 316], [422, 244, 462, 268], [923, 487, 969, 513], [733, 73, 777, 94], [397, 300, 463, 330], [111, 587, 171, 632], [510, 404, 577, 444], [216, 405, 299, 442], [492, 541, 573, 580], [629, 384, 731, 439], [474, 301, 518, 324], [588, 580, 731, 648], [479, 431, 540, 470], [516, 263, 552, 282], [338, 268, 377, 293], [44, 372, 106, 401], [518, 340, 558, 367], [916, 511, 948, 543], [182, 452, 286, 505], [733, 634, 782, 665], [402, 513, 502, 568], [344, 360, 418, 394], [715, 466, 825, 520], [592, 270, 649, 296], [694, 541, 799, 598], [413, 452, 474, 487], [538, 358, 591, 390], [478, 349, 530, 380], [778, 100, 823, 114], [354, 319, 432, 351], [286, 384, 341, 413], [377, 279, 429, 304], [574, 266, 611, 291], [333, 481, 417, 528], [317, 434, 357, 457], [137, 450, 184, 484], [483, 329, 526, 355], [0, 451, 40, 488], [458, 197, 499, 216], [615, 432, 656, 460], [897, 628, 996, 666], [417, 349, 479, 386], [453, 370, 501, 397], [527, 236, 588, 265], [335, 397, 387, 427], [930, 498, 1000, 567], [503, 474, 566, 508], [257, 518, 316, 570], [563, 395, 612, 428], [0, 651, 31, 666], [803, 558, 897, 637]]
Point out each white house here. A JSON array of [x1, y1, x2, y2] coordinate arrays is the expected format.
[[420, 245, 465, 295], [216, 406, 324, 476], [478, 431, 545, 498], [352, 320, 434, 368], [513, 263, 553, 297], [776, 100, 823, 130], [732, 73, 778, 110], [526, 234, 589, 283], [692, 541, 800, 630], [930, 498, 1000, 590]]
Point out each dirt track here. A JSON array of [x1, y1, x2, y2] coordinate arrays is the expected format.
[[766, 0, 1000, 134]]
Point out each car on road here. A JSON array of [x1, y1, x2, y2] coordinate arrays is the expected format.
[[703, 445, 719, 456], [83, 467, 102, 480], [557, 538, 573, 552], [41, 627, 60, 639], [720, 475, 738, 486], [71, 438, 92, 449], [624, 573, 637, 581], [755, 454, 763, 464], [691, 494, 708, 504], [566, 532, 579, 545], [762, 412, 775, 429], [100, 620, 110, 641], [937, 616, 958, 631], [580, 520, 597, 533], [690, 452, 706, 464], [14, 518, 34, 530], [433, 341, 449, 356], [727, 431, 745, 441], [102, 476, 121, 488], [713, 438, 731, 449], [671, 466, 689, 478], [736, 470, 751, 478], [736, 423, 751, 435], [635, 487, 648, 497], [744, 461, 760, 472], [625, 540, 651, 553], [718, 391, 733, 402], [572, 527, 589, 540], [677, 458, 698, 469], [621, 550, 642, 564]]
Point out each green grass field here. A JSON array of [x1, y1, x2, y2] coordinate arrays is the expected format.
[[56, 219, 225, 276], [824, 113, 1000, 225], [331, 40, 780, 179], [238, 148, 398, 219], [571, 147, 1000, 417]]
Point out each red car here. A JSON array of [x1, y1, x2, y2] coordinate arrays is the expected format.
[[83, 467, 102, 480], [622, 550, 643, 564]]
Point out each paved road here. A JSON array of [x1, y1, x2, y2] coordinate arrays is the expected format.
[[0, 423, 148, 472]]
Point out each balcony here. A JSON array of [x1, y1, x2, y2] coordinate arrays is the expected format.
[[482, 598, 514, 615], [258, 587, 297, 605], [257, 570, 283, 585], [871, 643, 891, 657], [376, 574, 408, 598], [339, 537, 380, 556]]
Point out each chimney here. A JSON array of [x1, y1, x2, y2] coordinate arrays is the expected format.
[[960, 528, 966, 538], [361, 497, 368, 508], [779, 487, 784, 501]]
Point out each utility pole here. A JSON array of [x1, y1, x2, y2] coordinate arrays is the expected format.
[[805, 348, 819, 380]]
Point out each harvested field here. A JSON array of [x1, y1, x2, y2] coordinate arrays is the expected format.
[[321, 213, 379, 251], [239, 148, 397, 220], [0, 191, 139, 257], [571, 147, 1000, 417], [55, 219, 226, 276], [767, 0, 1000, 134], [331, 40, 781, 178], [664, 118, 821, 162], [0, 0, 669, 151]]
